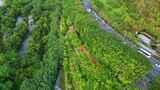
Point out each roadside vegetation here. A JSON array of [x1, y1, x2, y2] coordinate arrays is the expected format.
[[91, 0, 160, 43], [0, 0, 62, 89], [61, 0, 151, 89], [148, 75, 160, 90], [0, 0, 152, 90]]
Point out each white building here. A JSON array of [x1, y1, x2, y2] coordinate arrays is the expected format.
[[138, 42, 157, 56], [137, 34, 151, 46]]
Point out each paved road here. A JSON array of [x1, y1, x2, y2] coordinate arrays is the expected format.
[[136, 57, 160, 90], [81, 0, 160, 89]]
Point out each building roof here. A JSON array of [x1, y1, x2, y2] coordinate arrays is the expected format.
[[137, 34, 151, 45]]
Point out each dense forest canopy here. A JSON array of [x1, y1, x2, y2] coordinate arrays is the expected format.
[[92, 0, 160, 42], [0, 0, 159, 90]]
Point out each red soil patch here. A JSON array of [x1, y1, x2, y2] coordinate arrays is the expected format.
[[79, 44, 97, 65]]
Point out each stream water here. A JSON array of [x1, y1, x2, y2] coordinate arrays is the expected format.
[[17, 14, 62, 90], [18, 33, 29, 55], [55, 70, 62, 90], [0, 0, 3, 6], [18, 16, 33, 55]]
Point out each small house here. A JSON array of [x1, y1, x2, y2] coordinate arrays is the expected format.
[[136, 31, 153, 46]]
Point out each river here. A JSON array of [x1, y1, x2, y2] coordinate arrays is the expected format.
[[0, 0, 3, 6], [18, 16, 33, 55]]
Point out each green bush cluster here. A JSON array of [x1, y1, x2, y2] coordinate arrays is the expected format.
[[61, 0, 151, 89], [0, 0, 62, 90], [91, 0, 160, 42], [0, 0, 152, 90]]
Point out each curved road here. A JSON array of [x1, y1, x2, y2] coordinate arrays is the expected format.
[[81, 0, 160, 89]]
